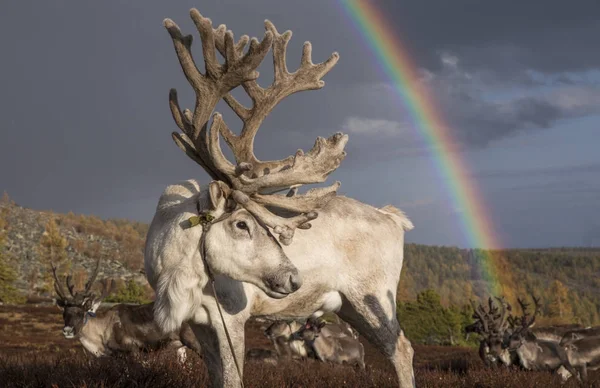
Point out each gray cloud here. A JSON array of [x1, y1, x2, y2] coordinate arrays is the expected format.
[[0, 1, 598, 248]]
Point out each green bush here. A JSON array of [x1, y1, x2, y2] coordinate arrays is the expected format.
[[398, 289, 478, 347], [104, 279, 151, 304]]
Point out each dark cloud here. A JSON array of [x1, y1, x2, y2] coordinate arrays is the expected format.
[[0, 1, 598, 248], [477, 162, 600, 180]]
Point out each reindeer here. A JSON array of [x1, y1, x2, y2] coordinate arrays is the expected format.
[[560, 334, 600, 383], [559, 325, 600, 347], [144, 9, 415, 387], [264, 320, 309, 360], [502, 296, 574, 381], [52, 261, 201, 363], [312, 317, 360, 340], [293, 319, 366, 369], [264, 318, 358, 360], [468, 296, 512, 367]]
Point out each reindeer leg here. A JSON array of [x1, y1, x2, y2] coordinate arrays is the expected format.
[[189, 314, 248, 388], [579, 364, 588, 383], [338, 291, 415, 388]]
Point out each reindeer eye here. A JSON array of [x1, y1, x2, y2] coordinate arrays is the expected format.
[[236, 221, 248, 230]]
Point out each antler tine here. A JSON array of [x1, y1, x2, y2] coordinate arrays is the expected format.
[[494, 296, 510, 332], [252, 182, 341, 213], [84, 259, 101, 295], [526, 295, 541, 328], [50, 263, 68, 301], [470, 300, 489, 334], [66, 274, 76, 298], [517, 297, 530, 316]]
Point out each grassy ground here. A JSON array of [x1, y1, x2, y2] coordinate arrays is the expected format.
[[0, 305, 598, 387]]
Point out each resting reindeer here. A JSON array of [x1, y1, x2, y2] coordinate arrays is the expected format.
[[52, 262, 201, 362], [293, 319, 365, 369], [264, 320, 308, 359], [502, 296, 573, 381], [558, 326, 600, 383], [559, 325, 600, 347], [144, 9, 415, 387], [468, 296, 513, 367], [264, 318, 358, 360]]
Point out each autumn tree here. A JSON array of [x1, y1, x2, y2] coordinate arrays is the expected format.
[[546, 280, 574, 324], [0, 207, 25, 303], [38, 218, 70, 294]]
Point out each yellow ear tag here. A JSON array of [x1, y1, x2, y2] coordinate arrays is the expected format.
[[188, 216, 201, 228], [188, 213, 215, 228]]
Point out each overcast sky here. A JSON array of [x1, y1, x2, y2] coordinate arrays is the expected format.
[[1, 1, 599, 248]]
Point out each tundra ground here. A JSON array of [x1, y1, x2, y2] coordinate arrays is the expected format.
[[0, 305, 598, 387]]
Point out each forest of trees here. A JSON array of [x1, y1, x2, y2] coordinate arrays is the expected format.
[[1, 194, 599, 345], [398, 244, 600, 328]]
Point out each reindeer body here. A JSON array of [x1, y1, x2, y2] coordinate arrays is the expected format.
[[561, 335, 600, 382], [147, 183, 413, 386], [264, 320, 308, 359], [293, 319, 365, 369], [559, 326, 600, 346], [67, 302, 202, 361], [514, 336, 565, 372]]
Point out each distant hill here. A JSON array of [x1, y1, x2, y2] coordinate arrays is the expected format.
[[1, 194, 599, 325], [0, 194, 151, 302]]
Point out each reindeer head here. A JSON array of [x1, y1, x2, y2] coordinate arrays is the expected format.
[[51, 260, 109, 338], [470, 296, 512, 358], [162, 10, 347, 298], [292, 318, 327, 342]]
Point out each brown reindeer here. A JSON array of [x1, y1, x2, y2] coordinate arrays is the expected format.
[[52, 260, 201, 362]]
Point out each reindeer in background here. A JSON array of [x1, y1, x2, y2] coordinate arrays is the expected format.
[[502, 296, 575, 381], [468, 296, 513, 367], [292, 318, 365, 369], [52, 260, 201, 363]]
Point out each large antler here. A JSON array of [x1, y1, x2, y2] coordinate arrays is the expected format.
[[494, 296, 511, 333], [470, 300, 490, 334], [166, 9, 273, 181], [517, 295, 540, 331], [51, 262, 69, 302], [166, 10, 347, 245], [83, 258, 101, 296]]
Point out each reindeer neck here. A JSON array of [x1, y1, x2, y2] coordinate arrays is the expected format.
[[79, 310, 116, 342]]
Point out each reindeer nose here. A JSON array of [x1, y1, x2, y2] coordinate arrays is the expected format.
[[289, 273, 302, 292]]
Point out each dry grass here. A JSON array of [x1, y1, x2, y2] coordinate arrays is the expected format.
[[0, 305, 598, 387]]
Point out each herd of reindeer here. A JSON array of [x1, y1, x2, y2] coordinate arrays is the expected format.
[[51, 259, 600, 385], [466, 295, 600, 383], [51, 260, 365, 368]]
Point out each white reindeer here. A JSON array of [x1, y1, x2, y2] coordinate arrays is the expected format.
[[144, 9, 415, 387]]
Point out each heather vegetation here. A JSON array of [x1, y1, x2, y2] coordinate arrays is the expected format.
[[1, 305, 598, 387]]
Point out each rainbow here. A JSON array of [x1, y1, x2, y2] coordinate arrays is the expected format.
[[338, 1, 503, 294]]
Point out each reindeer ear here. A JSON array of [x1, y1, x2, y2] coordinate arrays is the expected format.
[[208, 181, 231, 211], [55, 298, 66, 310], [87, 297, 102, 313]]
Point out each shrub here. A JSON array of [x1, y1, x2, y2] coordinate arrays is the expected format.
[[105, 279, 151, 304]]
